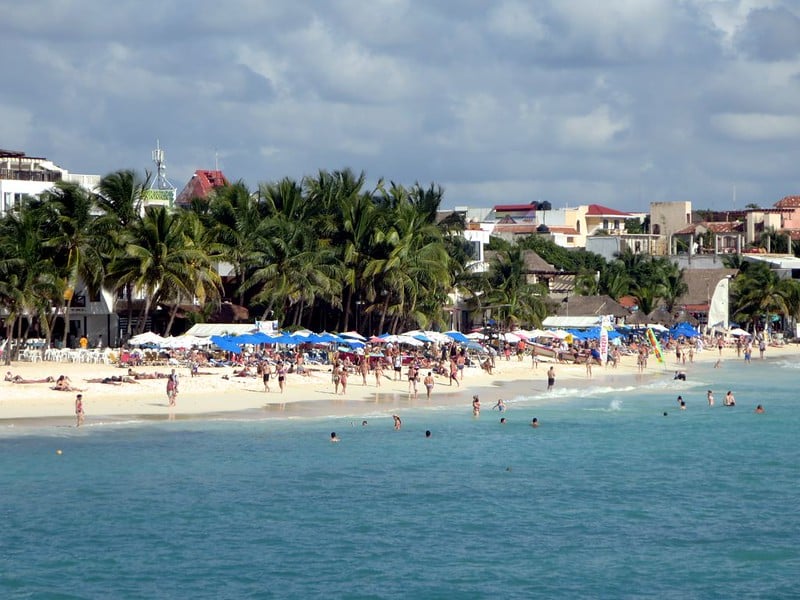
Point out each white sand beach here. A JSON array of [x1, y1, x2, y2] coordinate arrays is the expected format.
[[2, 342, 796, 425]]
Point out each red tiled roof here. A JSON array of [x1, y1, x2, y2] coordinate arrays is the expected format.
[[176, 170, 229, 205], [675, 221, 743, 235], [774, 196, 800, 209], [494, 203, 536, 211], [493, 223, 540, 234], [585, 203, 632, 217], [547, 226, 580, 235], [618, 295, 638, 308]]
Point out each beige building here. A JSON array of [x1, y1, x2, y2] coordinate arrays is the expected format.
[[649, 201, 692, 255]]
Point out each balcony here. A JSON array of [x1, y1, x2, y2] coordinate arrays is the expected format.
[[0, 168, 62, 183]]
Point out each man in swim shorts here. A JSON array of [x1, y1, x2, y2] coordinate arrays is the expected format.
[[547, 366, 555, 391]]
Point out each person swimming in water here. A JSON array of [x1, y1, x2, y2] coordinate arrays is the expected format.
[[330, 432, 340, 442], [531, 417, 539, 428], [755, 404, 765, 414], [492, 398, 506, 412], [392, 415, 402, 430]]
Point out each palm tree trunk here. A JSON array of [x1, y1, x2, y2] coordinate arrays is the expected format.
[[165, 302, 180, 336], [137, 296, 152, 335], [60, 296, 74, 348], [3, 319, 15, 365], [342, 287, 354, 331], [125, 283, 134, 339], [377, 293, 391, 334]]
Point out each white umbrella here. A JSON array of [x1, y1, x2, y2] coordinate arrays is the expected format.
[[466, 332, 487, 340], [503, 332, 522, 343], [340, 331, 367, 341], [729, 328, 752, 337], [128, 332, 166, 346], [549, 330, 571, 340]]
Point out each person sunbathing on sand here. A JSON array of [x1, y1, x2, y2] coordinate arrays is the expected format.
[[6, 372, 55, 384], [52, 375, 84, 392], [85, 375, 139, 385], [127, 369, 168, 380]]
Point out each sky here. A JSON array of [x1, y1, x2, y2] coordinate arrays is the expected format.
[[3, 0, 800, 212]]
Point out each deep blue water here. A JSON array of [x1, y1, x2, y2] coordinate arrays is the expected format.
[[2, 357, 799, 599]]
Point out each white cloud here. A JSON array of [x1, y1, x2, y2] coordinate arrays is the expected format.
[[557, 106, 630, 149], [711, 112, 800, 140]]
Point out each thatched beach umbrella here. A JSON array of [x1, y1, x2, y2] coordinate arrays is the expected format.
[[673, 311, 700, 326], [647, 308, 673, 326], [625, 311, 649, 327]]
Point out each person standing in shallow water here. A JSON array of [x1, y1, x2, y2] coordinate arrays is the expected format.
[[423, 371, 435, 400], [472, 395, 481, 416], [75, 394, 84, 427]]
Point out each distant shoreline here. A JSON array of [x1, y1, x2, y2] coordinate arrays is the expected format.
[[1, 343, 794, 428]]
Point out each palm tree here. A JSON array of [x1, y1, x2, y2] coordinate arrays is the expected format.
[[161, 211, 223, 335], [94, 169, 149, 338], [201, 181, 262, 306], [0, 199, 62, 362], [107, 207, 213, 335], [480, 245, 549, 329], [660, 262, 688, 312], [40, 182, 104, 346], [731, 262, 800, 332]]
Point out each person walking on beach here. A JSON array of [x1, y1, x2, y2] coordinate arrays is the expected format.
[[423, 371, 435, 400], [449, 360, 459, 387], [166, 369, 179, 407], [547, 366, 556, 391], [374, 359, 384, 387], [531, 346, 538, 369], [360, 356, 369, 386], [407, 364, 419, 397], [75, 393, 84, 427], [261, 362, 271, 392], [277, 363, 287, 393], [339, 366, 348, 395], [758, 337, 766, 360], [393, 353, 402, 381], [457, 353, 466, 381], [332, 363, 341, 395]]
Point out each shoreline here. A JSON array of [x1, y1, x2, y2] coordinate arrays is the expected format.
[[1, 344, 795, 429]]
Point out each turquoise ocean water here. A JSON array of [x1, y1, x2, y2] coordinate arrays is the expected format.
[[2, 356, 799, 599]]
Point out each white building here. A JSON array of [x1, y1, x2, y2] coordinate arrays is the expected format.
[[0, 149, 100, 216]]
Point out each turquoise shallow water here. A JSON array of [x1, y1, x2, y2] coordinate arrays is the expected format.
[[2, 357, 799, 599]]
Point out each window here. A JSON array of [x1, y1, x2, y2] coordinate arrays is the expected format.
[[566, 237, 574, 243], [614, 220, 619, 229], [576, 221, 581, 233], [603, 219, 609, 229]]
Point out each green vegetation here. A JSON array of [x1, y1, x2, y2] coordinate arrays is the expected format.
[[2, 167, 799, 355]]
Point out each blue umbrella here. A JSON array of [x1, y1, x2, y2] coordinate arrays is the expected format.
[[444, 330, 470, 343], [316, 332, 343, 344], [210, 335, 242, 354]]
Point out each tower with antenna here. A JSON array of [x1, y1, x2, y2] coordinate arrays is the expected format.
[[141, 139, 176, 210]]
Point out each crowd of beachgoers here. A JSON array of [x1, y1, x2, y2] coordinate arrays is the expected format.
[[0, 326, 792, 425]]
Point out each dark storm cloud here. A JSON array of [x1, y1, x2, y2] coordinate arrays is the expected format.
[[1, 0, 800, 211], [735, 6, 800, 61]]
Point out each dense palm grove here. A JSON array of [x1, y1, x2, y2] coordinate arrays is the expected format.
[[1, 167, 799, 356]]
